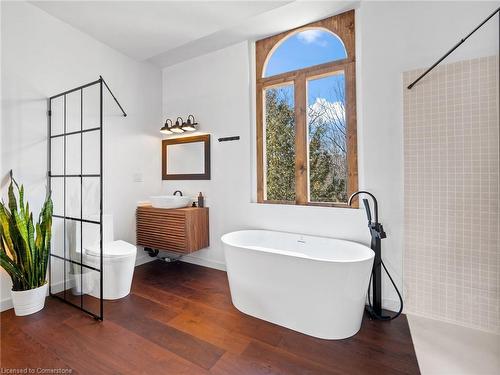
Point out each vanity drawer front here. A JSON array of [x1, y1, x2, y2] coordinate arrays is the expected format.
[[136, 206, 209, 254]]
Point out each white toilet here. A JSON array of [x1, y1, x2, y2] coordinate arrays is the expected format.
[[83, 214, 137, 300]]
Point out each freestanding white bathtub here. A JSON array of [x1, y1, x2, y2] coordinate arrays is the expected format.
[[221, 230, 374, 340]]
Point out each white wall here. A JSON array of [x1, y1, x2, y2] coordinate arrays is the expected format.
[[1, 1, 162, 310], [162, 1, 498, 311]]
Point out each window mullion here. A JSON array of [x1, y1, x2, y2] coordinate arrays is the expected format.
[[345, 62, 359, 207], [256, 82, 265, 202], [294, 72, 308, 205]]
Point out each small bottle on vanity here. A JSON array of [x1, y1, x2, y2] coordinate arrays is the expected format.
[[198, 192, 204, 208]]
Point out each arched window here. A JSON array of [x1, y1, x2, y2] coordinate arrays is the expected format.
[[256, 10, 358, 207], [264, 29, 347, 77]]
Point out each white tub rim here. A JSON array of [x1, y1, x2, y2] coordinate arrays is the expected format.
[[221, 229, 374, 264]]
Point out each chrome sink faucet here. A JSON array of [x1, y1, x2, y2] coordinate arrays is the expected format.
[[173, 190, 183, 196]]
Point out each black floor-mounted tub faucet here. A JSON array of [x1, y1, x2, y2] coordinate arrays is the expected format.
[[348, 190, 402, 321]]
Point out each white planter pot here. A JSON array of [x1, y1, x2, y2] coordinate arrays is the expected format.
[[11, 283, 48, 316]]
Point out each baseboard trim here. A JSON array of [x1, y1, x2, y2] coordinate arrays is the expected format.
[[0, 297, 13, 312], [179, 255, 226, 271], [135, 254, 155, 267], [134, 246, 226, 271]]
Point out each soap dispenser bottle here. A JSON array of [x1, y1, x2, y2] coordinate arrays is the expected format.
[[198, 192, 204, 208]]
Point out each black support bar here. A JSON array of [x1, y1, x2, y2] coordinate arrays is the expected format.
[[407, 6, 500, 89], [50, 79, 101, 100], [50, 294, 102, 320], [100, 76, 127, 117], [49, 174, 100, 178], [53, 214, 100, 225], [49, 76, 127, 117], [50, 127, 101, 139]]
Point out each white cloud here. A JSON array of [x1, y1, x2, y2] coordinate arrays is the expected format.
[[296, 30, 327, 46], [308, 97, 345, 124]]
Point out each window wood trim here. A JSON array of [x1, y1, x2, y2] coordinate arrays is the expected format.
[[256, 10, 358, 207]]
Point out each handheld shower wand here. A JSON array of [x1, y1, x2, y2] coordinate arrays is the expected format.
[[348, 191, 402, 321]]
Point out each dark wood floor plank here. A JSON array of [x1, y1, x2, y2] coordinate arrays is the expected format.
[[175, 303, 285, 347], [106, 298, 225, 370], [168, 310, 252, 354], [133, 260, 228, 293], [210, 351, 288, 375], [1, 260, 420, 374], [64, 314, 209, 375], [1, 298, 76, 330], [278, 316, 420, 375], [105, 292, 180, 324], [1, 326, 77, 373], [20, 314, 132, 374], [241, 340, 342, 375], [132, 282, 285, 346], [210, 344, 341, 375], [135, 262, 235, 312], [150, 278, 235, 312]]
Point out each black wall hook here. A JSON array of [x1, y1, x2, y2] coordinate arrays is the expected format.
[[218, 136, 240, 142]]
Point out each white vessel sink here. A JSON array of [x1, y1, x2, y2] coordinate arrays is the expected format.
[[150, 195, 191, 209]]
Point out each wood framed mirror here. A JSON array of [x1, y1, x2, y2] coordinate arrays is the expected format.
[[162, 134, 211, 180]]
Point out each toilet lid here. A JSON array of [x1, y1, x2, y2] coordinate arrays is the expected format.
[[86, 240, 136, 258]]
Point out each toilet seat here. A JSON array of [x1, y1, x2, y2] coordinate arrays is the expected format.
[[86, 240, 136, 259]]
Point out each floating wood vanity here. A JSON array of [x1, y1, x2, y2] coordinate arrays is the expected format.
[[136, 206, 209, 254]]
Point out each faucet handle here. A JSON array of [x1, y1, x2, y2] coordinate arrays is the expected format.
[[374, 223, 387, 239], [362, 198, 372, 223], [379, 224, 387, 239]]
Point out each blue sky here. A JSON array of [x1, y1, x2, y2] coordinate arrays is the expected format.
[[265, 29, 346, 106]]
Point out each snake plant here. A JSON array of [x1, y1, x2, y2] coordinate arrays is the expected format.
[[0, 172, 53, 291]]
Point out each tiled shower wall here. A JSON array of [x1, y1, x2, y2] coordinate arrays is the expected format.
[[403, 56, 499, 333]]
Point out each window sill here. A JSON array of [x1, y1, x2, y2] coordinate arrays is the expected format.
[[257, 200, 358, 209]]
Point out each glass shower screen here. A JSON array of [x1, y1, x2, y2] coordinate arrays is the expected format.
[[48, 78, 103, 320]]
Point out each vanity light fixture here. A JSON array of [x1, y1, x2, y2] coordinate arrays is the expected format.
[[170, 117, 185, 133], [182, 115, 198, 131], [160, 119, 173, 134]]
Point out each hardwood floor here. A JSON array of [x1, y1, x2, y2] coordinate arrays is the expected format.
[[1, 260, 420, 374]]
